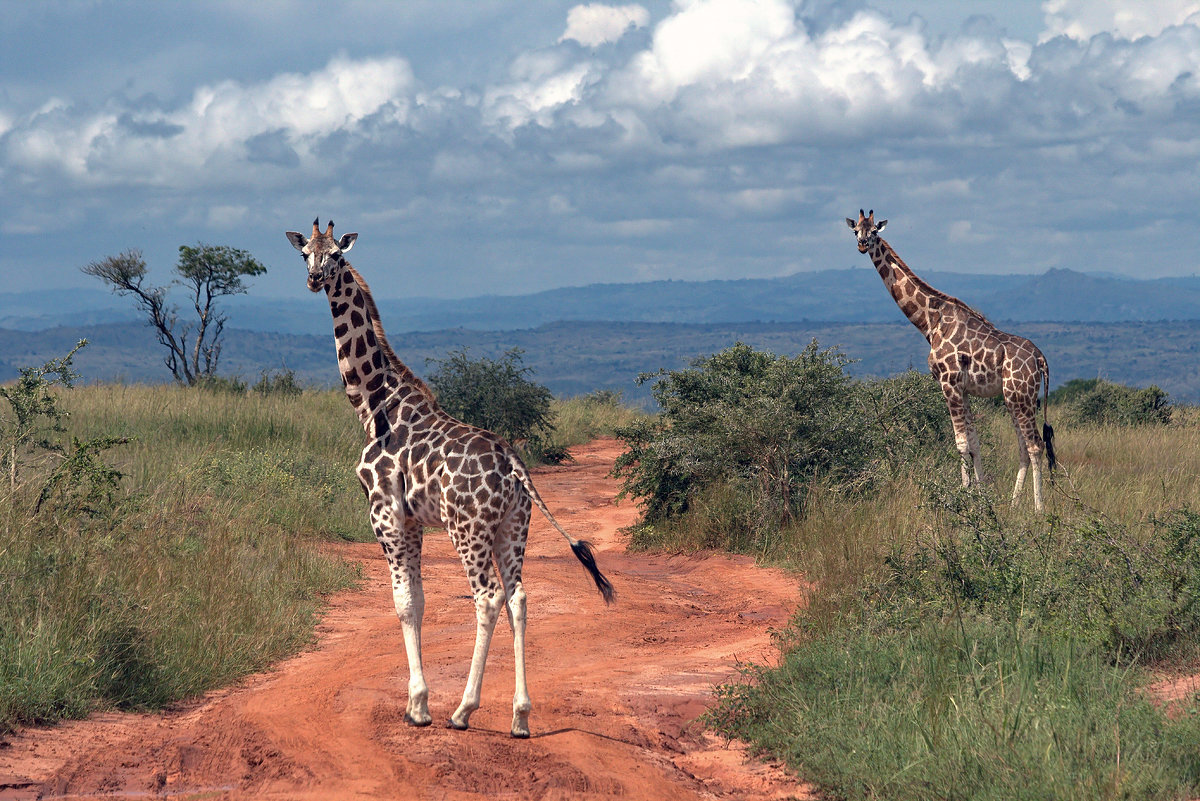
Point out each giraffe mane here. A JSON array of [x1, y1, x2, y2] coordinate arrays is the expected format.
[[344, 264, 442, 409], [880, 239, 993, 325]]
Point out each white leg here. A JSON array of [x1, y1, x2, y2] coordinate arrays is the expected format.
[[505, 585, 531, 738], [449, 585, 504, 730], [375, 512, 431, 727], [493, 504, 533, 737], [1010, 420, 1030, 506], [391, 557, 430, 726], [963, 400, 985, 484], [1030, 449, 1044, 512]]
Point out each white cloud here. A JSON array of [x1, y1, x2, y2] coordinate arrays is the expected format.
[[1041, 0, 1200, 42], [560, 3, 650, 47], [3, 55, 415, 186], [623, 0, 797, 103]]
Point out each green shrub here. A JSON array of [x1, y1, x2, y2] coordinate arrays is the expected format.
[[870, 484, 1200, 660], [0, 376, 362, 734], [426, 347, 560, 462], [613, 344, 953, 551], [1055, 378, 1172, 426], [193, 374, 248, 395], [252, 368, 303, 397]]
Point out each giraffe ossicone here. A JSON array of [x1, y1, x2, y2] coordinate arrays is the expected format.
[[286, 219, 614, 739], [846, 209, 1056, 511]]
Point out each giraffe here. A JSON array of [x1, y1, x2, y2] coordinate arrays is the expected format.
[[845, 209, 1056, 510], [286, 219, 614, 739]]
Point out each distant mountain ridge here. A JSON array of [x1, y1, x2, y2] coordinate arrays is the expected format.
[[5, 318, 1200, 404], [5, 268, 1200, 335]]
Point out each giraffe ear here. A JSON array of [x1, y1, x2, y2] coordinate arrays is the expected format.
[[875, 219, 888, 232], [337, 233, 358, 252], [286, 231, 308, 251], [845, 217, 856, 229]]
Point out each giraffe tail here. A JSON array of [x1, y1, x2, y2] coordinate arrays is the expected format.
[[513, 455, 615, 604], [1038, 349, 1056, 473]]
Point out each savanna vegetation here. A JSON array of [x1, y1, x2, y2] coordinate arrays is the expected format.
[[613, 342, 1200, 801], [7, 331, 1200, 800]]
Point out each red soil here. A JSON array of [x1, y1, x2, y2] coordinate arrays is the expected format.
[[0, 439, 815, 800]]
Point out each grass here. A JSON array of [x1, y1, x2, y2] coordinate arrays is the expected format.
[[0, 383, 370, 734], [622, 401, 1200, 800], [0, 381, 647, 735], [547, 390, 649, 451], [714, 622, 1200, 801]]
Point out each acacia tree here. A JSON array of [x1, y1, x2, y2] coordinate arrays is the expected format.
[[82, 244, 266, 385]]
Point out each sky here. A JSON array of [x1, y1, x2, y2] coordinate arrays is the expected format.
[[2, 0, 1199, 301]]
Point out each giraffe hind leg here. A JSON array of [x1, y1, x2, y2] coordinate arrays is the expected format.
[[1010, 402, 1046, 512], [448, 522, 505, 732], [1009, 413, 1031, 506], [495, 502, 532, 738]]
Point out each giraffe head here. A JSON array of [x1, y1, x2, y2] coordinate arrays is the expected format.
[[285, 218, 359, 292], [845, 209, 887, 253]]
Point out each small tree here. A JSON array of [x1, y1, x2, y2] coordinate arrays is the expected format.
[[82, 244, 266, 385], [426, 347, 555, 448], [0, 340, 127, 518]]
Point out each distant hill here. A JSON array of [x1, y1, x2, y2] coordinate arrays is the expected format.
[[7, 268, 1200, 335], [6, 319, 1200, 405]]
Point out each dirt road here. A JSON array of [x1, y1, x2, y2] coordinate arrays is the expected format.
[[0, 439, 812, 800]]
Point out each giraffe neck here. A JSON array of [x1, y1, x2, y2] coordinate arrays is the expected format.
[[325, 261, 439, 440], [867, 237, 949, 337]]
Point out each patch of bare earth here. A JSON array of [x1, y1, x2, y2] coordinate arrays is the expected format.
[[0, 439, 814, 800]]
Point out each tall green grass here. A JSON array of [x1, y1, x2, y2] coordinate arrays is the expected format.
[[0, 382, 646, 735], [0, 384, 370, 734], [674, 405, 1200, 800], [714, 621, 1200, 801], [548, 390, 649, 450]]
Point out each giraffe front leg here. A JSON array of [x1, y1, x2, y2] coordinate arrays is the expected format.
[[372, 502, 431, 727], [939, 378, 974, 487], [963, 400, 985, 484]]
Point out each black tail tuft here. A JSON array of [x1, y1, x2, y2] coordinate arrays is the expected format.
[[571, 540, 615, 605], [1043, 422, 1056, 472]]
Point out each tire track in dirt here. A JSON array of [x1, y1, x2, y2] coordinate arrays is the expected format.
[[0, 439, 814, 800]]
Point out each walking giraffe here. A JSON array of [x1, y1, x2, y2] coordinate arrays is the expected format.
[[846, 210, 1056, 510], [286, 219, 614, 738]]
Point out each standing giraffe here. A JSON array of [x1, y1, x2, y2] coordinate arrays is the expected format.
[[286, 219, 614, 738], [845, 210, 1056, 510]]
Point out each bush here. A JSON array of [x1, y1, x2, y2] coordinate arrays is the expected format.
[[613, 343, 953, 549], [426, 347, 561, 462], [712, 620, 1200, 801], [1, 381, 361, 734], [1053, 378, 1172, 426], [872, 486, 1200, 659], [193, 374, 248, 395], [252, 368, 303, 397]]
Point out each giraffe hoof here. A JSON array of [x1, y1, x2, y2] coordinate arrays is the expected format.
[[403, 713, 432, 728], [510, 727, 530, 739], [447, 718, 469, 731]]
